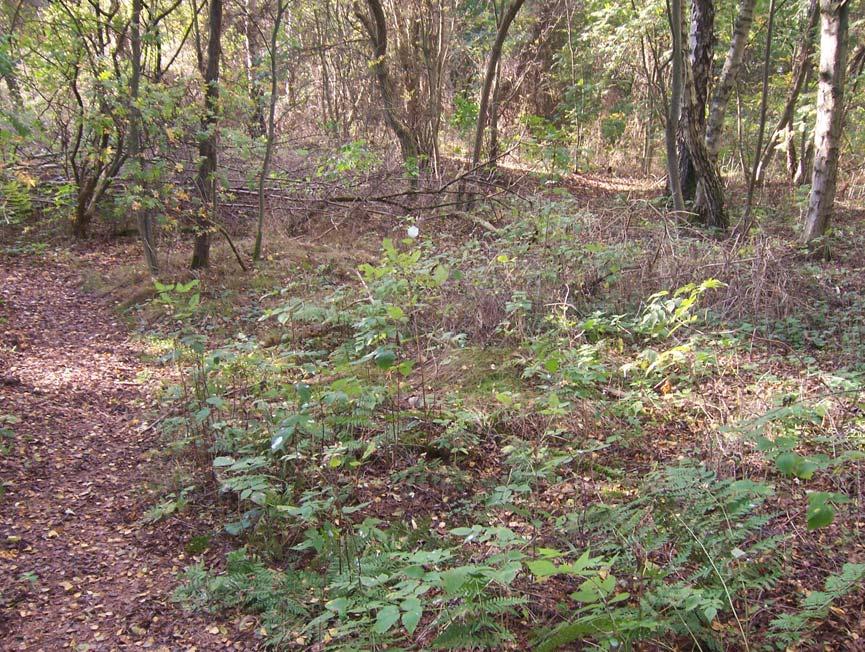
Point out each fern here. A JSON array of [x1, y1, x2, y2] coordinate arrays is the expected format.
[[770, 562, 865, 645], [544, 463, 783, 649]]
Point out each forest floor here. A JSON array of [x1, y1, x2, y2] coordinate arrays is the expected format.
[[0, 252, 246, 650], [1, 173, 865, 651]]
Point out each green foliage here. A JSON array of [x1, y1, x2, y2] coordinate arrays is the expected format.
[[153, 279, 201, 321], [0, 414, 19, 455], [156, 201, 864, 651], [177, 522, 527, 649], [451, 93, 479, 134], [142, 486, 193, 524], [770, 563, 865, 645], [0, 171, 34, 224], [727, 386, 863, 530], [541, 464, 782, 650]]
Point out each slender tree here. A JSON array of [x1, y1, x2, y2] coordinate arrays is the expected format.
[[191, 0, 223, 269], [469, 0, 526, 174], [129, 0, 159, 275], [666, 0, 685, 213], [738, 0, 776, 238], [802, 0, 851, 254], [704, 0, 757, 159], [242, 0, 266, 138], [0, 0, 24, 111], [253, 0, 288, 262], [683, 33, 726, 228], [755, 0, 819, 184]]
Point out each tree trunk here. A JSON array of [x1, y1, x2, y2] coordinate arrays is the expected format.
[[683, 33, 726, 228], [1, 67, 23, 110], [755, 0, 819, 184], [0, 0, 24, 111], [253, 0, 287, 262], [469, 0, 526, 173], [677, 0, 714, 200], [359, 0, 420, 166], [794, 137, 814, 185], [488, 59, 502, 169], [666, 0, 685, 213], [130, 0, 159, 275], [242, 0, 266, 138], [738, 0, 776, 237], [72, 179, 97, 238], [802, 0, 850, 255], [191, 0, 223, 270], [459, 0, 525, 208], [704, 0, 757, 159]]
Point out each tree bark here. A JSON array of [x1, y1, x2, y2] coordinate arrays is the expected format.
[[683, 30, 726, 228], [677, 0, 714, 200], [794, 137, 814, 185], [704, 0, 757, 159], [666, 0, 685, 213], [488, 59, 502, 168], [358, 0, 420, 166], [755, 0, 819, 184], [802, 0, 850, 255], [191, 0, 223, 269], [130, 0, 159, 275], [242, 0, 266, 138]]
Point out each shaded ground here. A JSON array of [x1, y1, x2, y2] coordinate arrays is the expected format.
[[0, 255, 243, 651]]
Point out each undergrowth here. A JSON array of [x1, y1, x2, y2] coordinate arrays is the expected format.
[[147, 195, 865, 650]]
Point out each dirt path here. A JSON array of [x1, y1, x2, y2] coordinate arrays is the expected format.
[[0, 256, 237, 651]]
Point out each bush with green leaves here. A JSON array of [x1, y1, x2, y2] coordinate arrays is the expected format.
[[177, 521, 528, 650]]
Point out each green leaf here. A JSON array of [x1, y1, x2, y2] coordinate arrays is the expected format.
[[807, 492, 835, 530], [441, 566, 472, 594], [386, 305, 405, 320], [373, 605, 400, 634], [326, 597, 350, 615], [213, 456, 235, 467], [527, 559, 559, 579], [431, 264, 449, 285], [775, 452, 817, 479], [373, 348, 396, 370], [295, 382, 311, 405], [401, 597, 422, 634]]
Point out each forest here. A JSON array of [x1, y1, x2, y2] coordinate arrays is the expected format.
[[1, 0, 864, 649]]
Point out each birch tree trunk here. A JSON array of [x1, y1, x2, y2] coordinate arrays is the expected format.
[[679, 3, 726, 230], [802, 0, 850, 254], [677, 0, 714, 200], [704, 0, 757, 159]]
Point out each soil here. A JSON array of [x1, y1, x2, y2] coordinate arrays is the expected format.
[[0, 254, 248, 651]]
